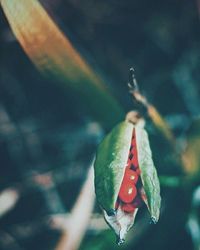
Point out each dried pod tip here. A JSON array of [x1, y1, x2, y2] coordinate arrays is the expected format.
[[125, 111, 143, 125], [150, 216, 158, 224], [116, 238, 125, 246]]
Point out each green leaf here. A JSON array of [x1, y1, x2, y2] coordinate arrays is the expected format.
[[0, 0, 124, 128], [94, 121, 133, 212], [136, 127, 161, 222]]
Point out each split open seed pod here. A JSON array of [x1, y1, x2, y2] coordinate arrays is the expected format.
[[94, 121, 161, 244]]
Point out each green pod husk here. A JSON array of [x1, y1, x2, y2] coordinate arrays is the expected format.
[[94, 121, 161, 221], [135, 127, 161, 222], [94, 121, 133, 212]]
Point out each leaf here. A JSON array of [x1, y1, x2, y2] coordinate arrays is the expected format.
[[0, 0, 124, 128], [136, 127, 161, 222], [94, 121, 133, 212]]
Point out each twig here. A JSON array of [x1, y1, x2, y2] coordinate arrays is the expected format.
[[128, 68, 175, 145], [0, 188, 19, 218], [55, 162, 95, 250], [50, 213, 107, 232]]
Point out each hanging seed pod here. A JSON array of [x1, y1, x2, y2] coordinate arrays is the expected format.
[[94, 121, 161, 244]]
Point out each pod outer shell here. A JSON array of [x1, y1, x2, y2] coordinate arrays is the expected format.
[[94, 121, 133, 212], [94, 121, 161, 221], [136, 127, 161, 222]]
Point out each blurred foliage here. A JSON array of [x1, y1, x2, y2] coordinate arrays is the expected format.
[[0, 0, 124, 129], [182, 118, 200, 178], [0, 0, 200, 250]]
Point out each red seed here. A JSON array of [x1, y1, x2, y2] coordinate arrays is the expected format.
[[118, 181, 137, 203], [117, 128, 142, 211], [121, 203, 136, 213], [124, 169, 138, 184]]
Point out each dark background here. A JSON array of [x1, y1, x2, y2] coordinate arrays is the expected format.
[[0, 0, 200, 249]]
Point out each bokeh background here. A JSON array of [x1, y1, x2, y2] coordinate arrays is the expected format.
[[0, 0, 200, 250]]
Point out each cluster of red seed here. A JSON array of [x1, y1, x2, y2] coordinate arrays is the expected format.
[[116, 128, 142, 213]]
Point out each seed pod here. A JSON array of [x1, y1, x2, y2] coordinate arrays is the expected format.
[[94, 121, 161, 243], [94, 121, 133, 212]]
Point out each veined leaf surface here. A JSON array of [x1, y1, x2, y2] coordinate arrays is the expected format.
[[136, 127, 161, 222], [94, 121, 133, 212]]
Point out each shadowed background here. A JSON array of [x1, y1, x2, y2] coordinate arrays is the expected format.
[[0, 0, 200, 249]]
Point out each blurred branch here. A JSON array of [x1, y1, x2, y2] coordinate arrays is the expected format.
[[50, 213, 107, 232], [55, 163, 95, 250], [128, 68, 175, 145], [0, 0, 124, 129], [0, 230, 24, 250], [0, 188, 19, 218], [2, 213, 106, 243], [181, 118, 200, 178]]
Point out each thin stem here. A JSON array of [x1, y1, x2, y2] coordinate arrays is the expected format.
[[55, 163, 95, 250], [128, 68, 175, 146]]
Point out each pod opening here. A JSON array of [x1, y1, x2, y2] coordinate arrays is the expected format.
[[116, 128, 145, 213]]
